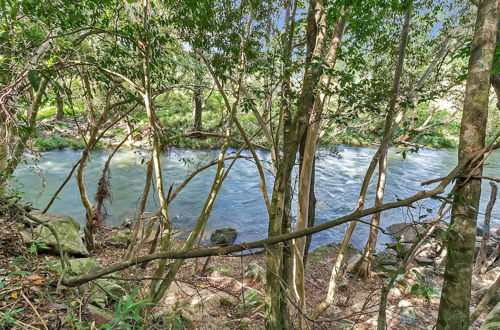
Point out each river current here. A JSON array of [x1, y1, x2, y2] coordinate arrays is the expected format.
[[15, 146, 500, 251]]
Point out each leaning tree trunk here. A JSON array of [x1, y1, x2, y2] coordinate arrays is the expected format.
[[353, 9, 411, 278], [436, 0, 499, 328], [293, 10, 348, 327]]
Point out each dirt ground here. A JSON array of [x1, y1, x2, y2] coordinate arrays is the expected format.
[[0, 220, 494, 329]]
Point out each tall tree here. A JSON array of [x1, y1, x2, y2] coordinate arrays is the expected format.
[[436, 0, 499, 328]]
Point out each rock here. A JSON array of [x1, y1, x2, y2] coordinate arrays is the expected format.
[[243, 262, 265, 283], [86, 305, 113, 325], [473, 267, 500, 289], [375, 249, 398, 266], [23, 213, 88, 256], [338, 278, 349, 292], [97, 279, 128, 300], [106, 230, 132, 246], [388, 242, 413, 257], [415, 257, 434, 266], [210, 227, 237, 245], [346, 254, 362, 272], [381, 265, 398, 272], [480, 301, 500, 330], [207, 265, 234, 276], [45, 258, 101, 275], [159, 281, 235, 324], [387, 222, 425, 243], [238, 289, 263, 315], [398, 300, 417, 326], [219, 297, 235, 307]]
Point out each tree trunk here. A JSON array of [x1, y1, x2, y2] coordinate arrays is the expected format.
[[0, 78, 49, 192], [293, 10, 348, 326], [491, 18, 500, 111], [436, 1, 499, 328], [193, 85, 203, 131], [354, 9, 411, 278], [55, 91, 64, 121]]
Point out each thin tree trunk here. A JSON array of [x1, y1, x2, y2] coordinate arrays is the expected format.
[[293, 10, 348, 327], [313, 9, 412, 319], [353, 8, 411, 279], [1, 79, 49, 188], [193, 85, 203, 131], [264, 0, 299, 327], [79, 88, 115, 250], [126, 159, 154, 260], [55, 91, 64, 121], [475, 182, 498, 274], [436, 0, 499, 328]]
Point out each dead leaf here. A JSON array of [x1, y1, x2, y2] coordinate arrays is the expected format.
[[32, 279, 44, 286], [26, 274, 42, 282]]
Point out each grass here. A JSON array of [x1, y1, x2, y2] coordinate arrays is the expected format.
[[34, 135, 86, 151]]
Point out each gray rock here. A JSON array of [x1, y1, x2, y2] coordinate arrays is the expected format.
[[45, 258, 101, 275], [375, 249, 399, 266], [346, 254, 362, 272], [381, 265, 398, 272], [86, 305, 113, 325], [238, 289, 263, 315], [388, 242, 413, 257], [415, 257, 434, 266], [23, 213, 88, 256], [480, 301, 500, 330], [244, 262, 265, 283], [210, 227, 237, 245], [399, 300, 417, 326], [387, 222, 425, 243]]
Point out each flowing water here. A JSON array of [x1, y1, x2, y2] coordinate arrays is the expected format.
[[14, 146, 500, 251]]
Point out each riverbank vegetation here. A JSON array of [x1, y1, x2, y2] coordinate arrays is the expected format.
[[1, 0, 500, 329]]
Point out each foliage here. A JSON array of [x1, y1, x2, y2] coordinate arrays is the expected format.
[[410, 270, 440, 300]]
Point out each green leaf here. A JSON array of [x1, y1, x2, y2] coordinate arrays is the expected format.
[[28, 70, 41, 91]]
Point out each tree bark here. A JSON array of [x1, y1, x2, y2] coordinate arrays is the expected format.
[[436, 0, 499, 328]]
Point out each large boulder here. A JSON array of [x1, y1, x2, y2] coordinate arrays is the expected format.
[[387, 222, 425, 243], [210, 227, 237, 245], [374, 249, 399, 266], [45, 258, 101, 275], [23, 213, 88, 256]]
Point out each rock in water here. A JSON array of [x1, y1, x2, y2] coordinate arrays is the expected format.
[[210, 227, 237, 245], [23, 213, 88, 256]]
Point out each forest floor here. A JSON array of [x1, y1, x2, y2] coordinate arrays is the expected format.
[[1, 217, 496, 329]]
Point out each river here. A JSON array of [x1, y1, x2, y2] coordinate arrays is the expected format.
[[14, 146, 500, 251]]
